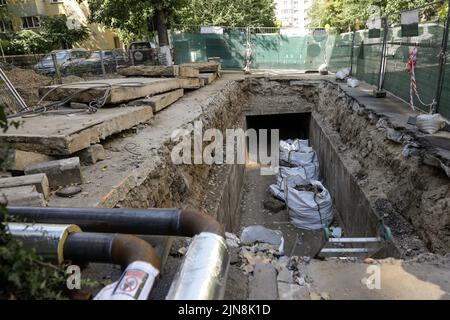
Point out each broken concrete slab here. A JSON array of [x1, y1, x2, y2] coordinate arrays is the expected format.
[[0, 107, 153, 156], [0, 185, 45, 206], [181, 61, 221, 73], [277, 266, 294, 284], [25, 157, 82, 189], [78, 144, 106, 165], [179, 66, 200, 78], [180, 78, 201, 90], [141, 89, 184, 113], [249, 263, 278, 300], [39, 78, 182, 104], [0, 173, 50, 199], [278, 283, 310, 300], [241, 225, 283, 246], [118, 65, 180, 78], [3, 149, 55, 171], [199, 73, 218, 85]]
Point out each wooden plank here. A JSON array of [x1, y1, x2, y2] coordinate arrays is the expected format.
[[142, 89, 184, 113], [179, 66, 200, 78], [198, 73, 218, 85], [0, 174, 50, 199], [3, 149, 55, 171], [0, 185, 46, 207], [180, 78, 201, 90], [0, 107, 153, 155], [180, 61, 221, 73], [118, 65, 180, 77], [39, 78, 182, 104]]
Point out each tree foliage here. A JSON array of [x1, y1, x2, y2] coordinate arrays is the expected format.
[[85, 0, 187, 43], [175, 0, 277, 27], [40, 15, 90, 49], [85, 0, 276, 42], [308, 0, 448, 33]]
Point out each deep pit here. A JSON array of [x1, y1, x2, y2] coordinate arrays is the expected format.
[[77, 75, 449, 299]]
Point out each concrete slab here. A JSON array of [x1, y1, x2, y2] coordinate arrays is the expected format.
[[0, 173, 50, 199], [118, 66, 180, 78], [199, 73, 218, 85], [142, 89, 184, 113], [25, 157, 82, 189], [0, 107, 153, 155], [39, 78, 182, 104], [0, 185, 45, 206], [249, 263, 278, 300], [3, 150, 55, 171]]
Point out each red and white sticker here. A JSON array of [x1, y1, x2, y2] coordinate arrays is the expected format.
[[111, 261, 159, 300]]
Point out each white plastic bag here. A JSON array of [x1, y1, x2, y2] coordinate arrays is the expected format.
[[269, 184, 286, 201], [286, 181, 334, 230], [416, 114, 447, 134], [347, 78, 360, 88], [336, 68, 350, 80]]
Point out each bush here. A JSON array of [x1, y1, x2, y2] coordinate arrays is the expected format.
[[10, 30, 49, 54]]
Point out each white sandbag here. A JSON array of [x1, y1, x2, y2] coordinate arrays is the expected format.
[[276, 165, 319, 190], [286, 181, 334, 230], [416, 114, 447, 134], [280, 140, 316, 166], [347, 78, 360, 88], [269, 184, 285, 201]]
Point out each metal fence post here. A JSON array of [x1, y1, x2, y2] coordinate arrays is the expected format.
[[51, 53, 62, 84], [349, 27, 357, 76], [433, 0, 450, 114], [374, 16, 389, 97], [100, 50, 107, 78]]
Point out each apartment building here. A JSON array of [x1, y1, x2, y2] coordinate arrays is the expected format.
[[0, 0, 121, 49], [274, 0, 311, 30]]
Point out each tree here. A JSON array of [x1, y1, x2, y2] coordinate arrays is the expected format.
[[40, 15, 90, 50], [175, 0, 277, 27], [86, 0, 187, 43], [308, 0, 447, 33], [10, 30, 49, 54]]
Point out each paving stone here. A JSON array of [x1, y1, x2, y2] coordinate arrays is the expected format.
[[249, 263, 278, 300], [25, 157, 82, 189], [241, 225, 283, 246]]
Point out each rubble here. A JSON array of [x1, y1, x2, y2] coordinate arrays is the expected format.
[[240, 225, 284, 247]]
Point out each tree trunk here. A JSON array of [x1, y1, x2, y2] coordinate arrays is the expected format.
[[155, 9, 172, 66]]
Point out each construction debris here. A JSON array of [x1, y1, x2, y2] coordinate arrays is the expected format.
[[24, 157, 82, 189], [2, 149, 55, 171], [0, 185, 46, 206], [119, 65, 180, 78], [0, 107, 153, 156], [240, 225, 284, 248], [56, 185, 83, 198], [133, 89, 184, 113], [180, 61, 221, 73], [0, 173, 50, 199], [78, 144, 106, 165]]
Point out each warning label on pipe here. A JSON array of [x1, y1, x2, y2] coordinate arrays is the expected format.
[[113, 269, 149, 299]]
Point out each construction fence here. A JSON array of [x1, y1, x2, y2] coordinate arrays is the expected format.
[[171, 3, 450, 120]]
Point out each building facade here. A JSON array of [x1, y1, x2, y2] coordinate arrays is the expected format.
[[274, 0, 311, 30], [0, 0, 121, 50]]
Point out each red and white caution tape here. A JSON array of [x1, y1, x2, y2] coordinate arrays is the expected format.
[[407, 47, 435, 113]]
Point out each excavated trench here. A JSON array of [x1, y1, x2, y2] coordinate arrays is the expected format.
[[107, 76, 449, 298]]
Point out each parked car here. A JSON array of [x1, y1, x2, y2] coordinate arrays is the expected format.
[[60, 49, 129, 75], [129, 41, 158, 65], [34, 49, 89, 75]]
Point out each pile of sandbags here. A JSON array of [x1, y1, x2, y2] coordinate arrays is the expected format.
[[270, 139, 334, 231]]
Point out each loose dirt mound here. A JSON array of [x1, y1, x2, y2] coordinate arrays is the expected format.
[[3, 67, 53, 110]]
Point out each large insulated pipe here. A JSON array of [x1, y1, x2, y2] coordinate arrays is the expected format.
[[5, 207, 229, 300], [5, 207, 224, 237]]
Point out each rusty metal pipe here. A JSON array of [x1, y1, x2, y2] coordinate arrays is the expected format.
[[64, 233, 161, 270], [64, 232, 161, 300]]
